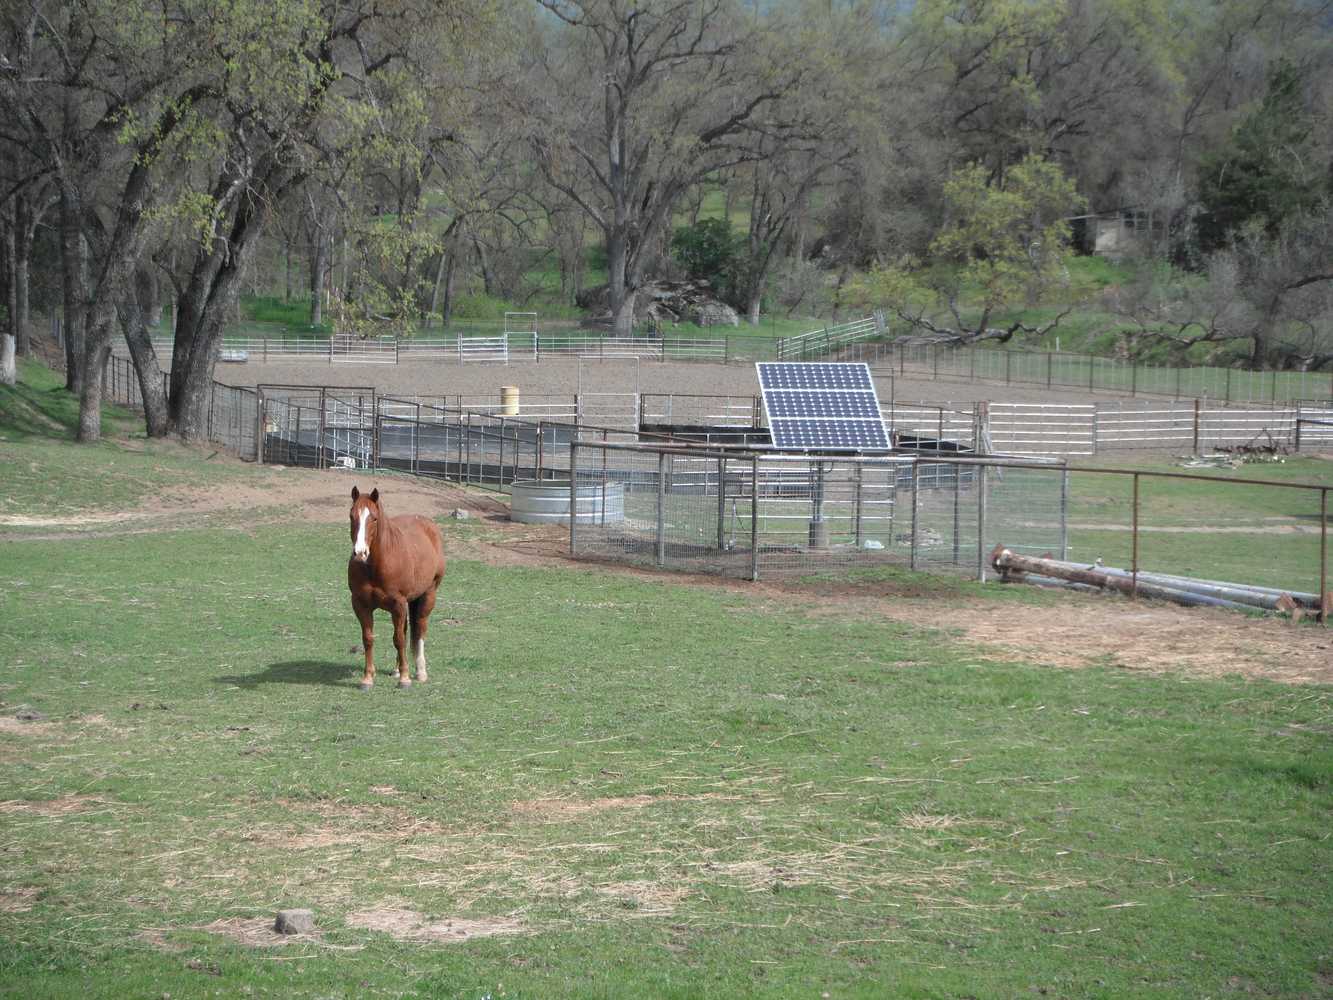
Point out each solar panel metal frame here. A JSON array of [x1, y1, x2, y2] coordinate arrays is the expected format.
[[756, 362, 890, 453]]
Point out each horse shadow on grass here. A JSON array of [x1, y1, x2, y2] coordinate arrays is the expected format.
[[215, 660, 363, 690]]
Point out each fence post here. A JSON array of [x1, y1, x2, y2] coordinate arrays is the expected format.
[[751, 455, 760, 581], [1192, 399, 1201, 453], [1131, 473, 1141, 598], [498, 417, 506, 488], [933, 345, 940, 380], [855, 462, 865, 549], [1047, 352, 1053, 388], [1131, 362, 1138, 397], [717, 456, 727, 550], [255, 390, 265, 464], [976, 464, 987, 583], [536, 420, 544, 477], [656, 451, 668, 568], [569, 440, 578, 555], [909, 461, 919, 571], [951, 461, 960, 565], [1060, 466, 1070, 560], [1005, 351, 1012, 385], [414, 403, 421, 474], [1320, 488, 1328, 625]]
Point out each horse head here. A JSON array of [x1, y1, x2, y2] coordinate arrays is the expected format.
[[350, 486, 382, 563]]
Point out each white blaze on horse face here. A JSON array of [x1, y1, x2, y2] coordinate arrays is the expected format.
[[353, 508, 371, 561]]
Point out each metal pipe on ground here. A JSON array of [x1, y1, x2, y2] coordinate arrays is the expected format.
[[990, 547, 1279, 614], [1015, 572, 1259, 610], [1034, 558, 1321, 609]]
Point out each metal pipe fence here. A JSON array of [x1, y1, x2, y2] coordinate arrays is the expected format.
[[94, 352, 1327, 611], [848, 341, 1333, 405]]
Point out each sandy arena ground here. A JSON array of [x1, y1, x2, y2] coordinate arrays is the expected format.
[[216, 355, 1142, 408]]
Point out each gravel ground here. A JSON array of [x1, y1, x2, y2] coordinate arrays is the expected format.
[[217, 356, 1141, 407]]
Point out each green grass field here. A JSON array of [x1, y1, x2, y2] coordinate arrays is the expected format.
[[2, 368, 1331, 999]]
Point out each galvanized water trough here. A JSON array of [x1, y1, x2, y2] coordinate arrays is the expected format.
[[509, 479, 625, 525]]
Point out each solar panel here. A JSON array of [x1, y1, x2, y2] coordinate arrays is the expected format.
[[756, 362, 890, 452], [757, 363, 873, 391], [769, 419, 891, 450], [765, 391, 882, 420]]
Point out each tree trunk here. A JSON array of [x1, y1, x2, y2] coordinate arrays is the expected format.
[[13, 195, 33, 356], [309, 229, 327, 327], [2, 198, 14, 364], [611, 288, 637, 337], [441, 250, 457, 327], [136, 267, 162, 328], [473, 237, 494, 296], [425, 249, 447, 329], [120, 274, 171, 437], [170, 188, 271, 441], [59, 185, 87, 394], [606, 230, 634, 336], [0, 334, 13, 386], [75, 311, 114, 442]]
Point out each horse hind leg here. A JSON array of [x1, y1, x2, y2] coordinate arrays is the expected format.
[[410, 589, 437, 683]]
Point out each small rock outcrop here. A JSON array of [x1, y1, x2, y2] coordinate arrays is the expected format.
[[577, 280, 740, 329]]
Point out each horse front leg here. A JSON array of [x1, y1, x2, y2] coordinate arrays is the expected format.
[[390, 598, 411, 688], [354, 600, 376, 692]]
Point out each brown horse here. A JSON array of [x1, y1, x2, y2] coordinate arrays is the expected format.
[[347, 487, 446, 691]]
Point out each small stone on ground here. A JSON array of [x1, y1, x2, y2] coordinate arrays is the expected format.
[[274, 909, 316, 935]]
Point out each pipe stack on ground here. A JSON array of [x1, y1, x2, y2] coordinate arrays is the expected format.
[[989, 546, 1329, 621]]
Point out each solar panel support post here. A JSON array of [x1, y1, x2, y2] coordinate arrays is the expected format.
[[909, 462, 919, 571], [854, 463, 865, 549], [750, 456, 760, 581], [808, 462, 829, 550], [717, 456, 727, 551], [656, 451, 667, 568]]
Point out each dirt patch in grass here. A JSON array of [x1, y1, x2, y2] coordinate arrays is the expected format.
[[595, 881, 691, 916], [0, 715, 55, 736], [344, 907, 525, 943], [198, 917, 296, 948], [0, 887, 39, 913], [244, 798, 451, 850], [510, 794, 659, 821], [0, 793, 107, 816]]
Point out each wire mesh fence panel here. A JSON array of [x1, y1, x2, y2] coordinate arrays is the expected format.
[[1130, 478, 1326, 597]]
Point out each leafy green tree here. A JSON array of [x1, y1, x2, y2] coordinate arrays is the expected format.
[[848, 154, 1083, 343], [671, 218, 741, 292], [1196, 60, 1329, 254]]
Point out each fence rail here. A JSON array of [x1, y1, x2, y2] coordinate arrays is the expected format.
[[855, 341, 1333, 405], [92, 353, 1328, 608]]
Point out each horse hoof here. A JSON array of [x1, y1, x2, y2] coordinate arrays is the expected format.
[[415, 673, 428, 684], [358, 681, 372, 692], [396, 678, 412, 689]]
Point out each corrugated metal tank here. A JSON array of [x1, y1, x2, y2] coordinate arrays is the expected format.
[[509, 479, 625, 524]]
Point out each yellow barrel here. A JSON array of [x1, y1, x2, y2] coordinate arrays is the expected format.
[[500, 385, 520, 416]]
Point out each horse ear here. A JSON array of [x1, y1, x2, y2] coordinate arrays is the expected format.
[[351, 486, 359, 500], [370, 488, 379, 504]]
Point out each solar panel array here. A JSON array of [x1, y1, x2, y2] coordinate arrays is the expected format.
[[756, 362, 890, 452]]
